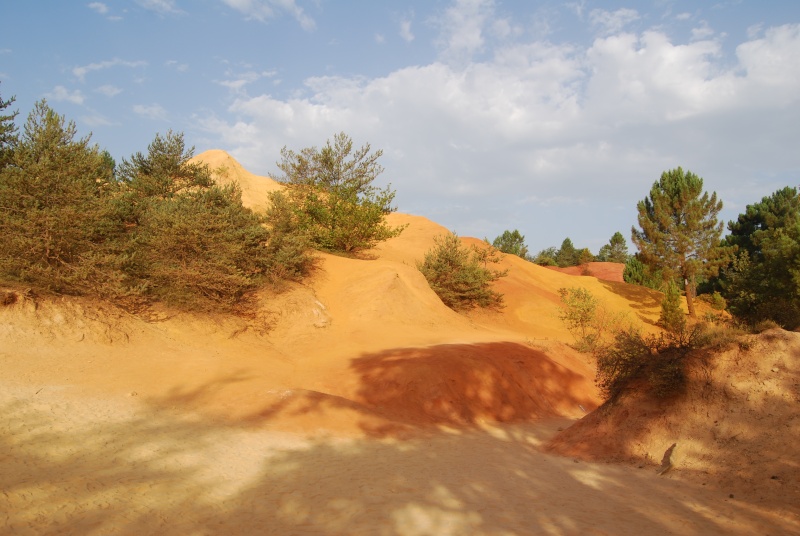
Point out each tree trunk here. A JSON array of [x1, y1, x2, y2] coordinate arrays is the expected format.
[[684, 277, 696, 318]]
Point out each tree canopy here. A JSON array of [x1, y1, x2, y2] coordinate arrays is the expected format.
[[418, 232, 507, 310], [720, 186, 800, 328], [597, 232, 629, 263], [492, 229, 529, 258], [0, 82, 18, 169], [273, 132, 405, 253], [0, 99, 313, 311], [631, 167, 731, 317]]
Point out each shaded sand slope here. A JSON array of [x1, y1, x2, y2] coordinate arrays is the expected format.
[[2, 150, 797, 534], [547, 328, 800, 511]]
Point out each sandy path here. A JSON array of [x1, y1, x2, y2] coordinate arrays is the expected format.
[[2, 383, 796, 536]]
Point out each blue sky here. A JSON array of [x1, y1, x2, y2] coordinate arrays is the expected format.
[[2, 1, 799, 254]]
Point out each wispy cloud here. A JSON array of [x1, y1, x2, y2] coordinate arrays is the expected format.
[[136, 0, 184, 15], [221, 0, 315, 31], [73, 58, 147, 82], [434, 0, 495, 63], [133, 103, 168, 120], [46, 86, 85, 104], [589, 8, 639, 36], [95, 84, 122, 97], [399, 19, 414, 42], [87, 2, 108, 14], [165, 60, 189, 72]]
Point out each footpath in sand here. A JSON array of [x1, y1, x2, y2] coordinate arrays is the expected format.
[[1, 151, 798, 535]]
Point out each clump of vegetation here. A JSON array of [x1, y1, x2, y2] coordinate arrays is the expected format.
[[491, 229, 529, 259], [0, 97, 314, 312], [557, 287, 600, 351], [631, 167, 734, 317], [557, 287, 627, 353], [558, 282, 738, 400], [271, 132, 406, 254], [596, 231, 629, 263], [623, 255, 664, 290], [418, 232, 507, 310], [718, 186, 800, 329]]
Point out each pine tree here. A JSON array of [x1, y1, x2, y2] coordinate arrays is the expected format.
[[0, 82, 18, 169], [720, 186, 800, 328], [274, 132, 405, 253], [632, 167, 732, 317], [492, 229, 529, 258], [598, 231, 629, 263]]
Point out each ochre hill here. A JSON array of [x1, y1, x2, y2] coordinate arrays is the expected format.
[[2, 150, 796, 534]]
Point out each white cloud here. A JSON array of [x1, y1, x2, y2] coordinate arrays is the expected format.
[[691, 21, 715, 41], [87, 2, 108, 14], [434, 0, 494, 63], [589, 8, 639, 36], [399, 19, 414, 42], [73, 58, 147, 82], [221, 0, 315, 31], [95, 84, 122, 97], [46, 86, 85, 104], [81, 113, 115, 127], [375, 33, 385, 44], [200, 18, 800, 248], [133, 103, 168, 120], [216, 70, 276, 94], [165, 60, 189, 72], [589, 8, 639, 35], [136, 0, 183, 15]]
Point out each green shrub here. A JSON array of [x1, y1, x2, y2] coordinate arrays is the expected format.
[[658, 281, 686, 335], [557, 287, 628, 352], [418, 232, 507, 310], [273, 132, 406, 254], [595, 326, 653, 399], [557, 287, 598, 351], [0, 102, 314, 312]]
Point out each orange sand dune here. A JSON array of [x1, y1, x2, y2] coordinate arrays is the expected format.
[[1, 150, 796, 535]]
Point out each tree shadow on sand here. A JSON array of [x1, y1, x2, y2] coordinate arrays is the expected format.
[[3, 386, 793, 535], [225, 342, 599, 438]]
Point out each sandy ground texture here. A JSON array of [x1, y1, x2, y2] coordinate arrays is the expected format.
[[1, 151, 798, 535]]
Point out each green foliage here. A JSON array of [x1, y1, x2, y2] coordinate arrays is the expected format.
[[114, 131, 313, 310], [418, 232, 507, 310], [492, 229, 529, 259], [0, 101, 313, 312], [557, 287, 627, 352], [557, 287, 598, 350], [697, 291, 726, 311], [0, 82, 18, 169], [658, 281, 686, 337], [595, 326, 703, 400], [577, 248, 594, 267], [632, 167, 733, 317], [274, 132, 406, 253], [719, 186, 800, 329], [555, 237, 579, 267], [0, 100, 113, 294], [595, 326, 654, 400], [622, 255, 663, 290], [532, 247, 558, 266], [597, 231, 629, 263]]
